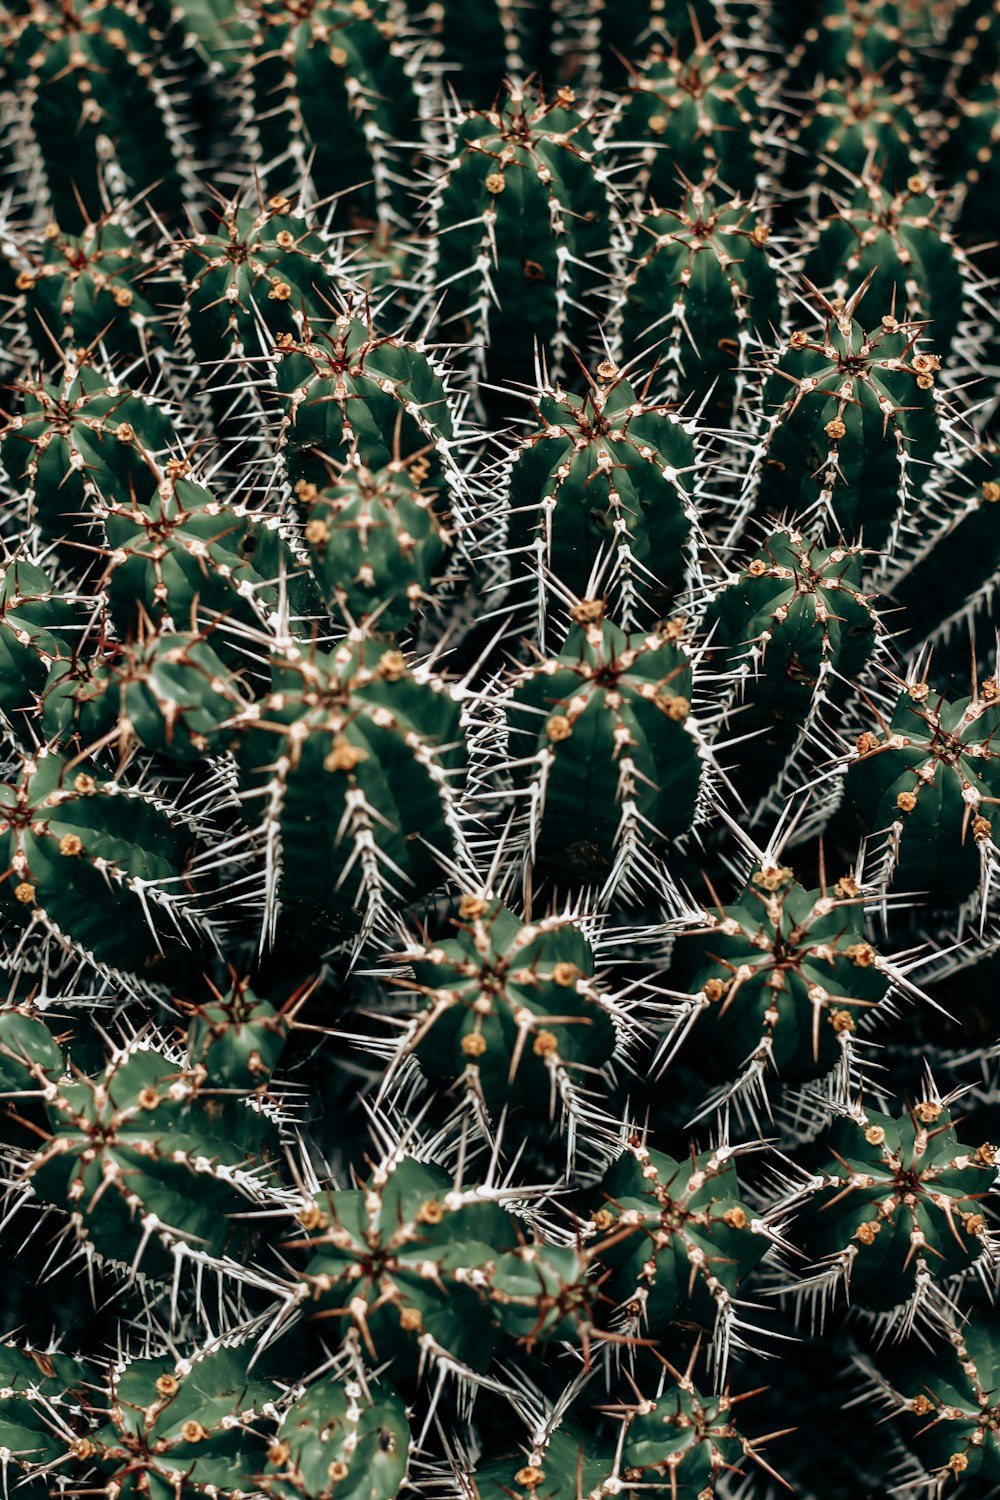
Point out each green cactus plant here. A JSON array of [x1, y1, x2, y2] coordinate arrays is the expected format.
[[778, 1091, 998, 1329], [705, 528, 883, 814], [233, 0, 424, 232], [736, 287, 950, 555], [0, 0, 198, 230], [293, 453, 453, 633], [0, 748, 206, 972], [600, 37, 773, 204], [589, 1133, 771, 1372], [501, 606, 705, 896], [292, 1153, 518, 1376], [423, 83, 617, 388], [616, 183, 783, 423], [373, 894, 622, 1156], [668, 861, 892, 1113], [228, 638, 465, 945], [845, 677, 1000, 903], [501, 364, 699, 637], [0, 211, 173, 380]]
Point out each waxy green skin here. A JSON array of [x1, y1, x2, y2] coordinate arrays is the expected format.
[[480, 1243, 598, 1347], [883, 1321, 1000, 1486], [804, 182, 969, 361], [0, 0, 193, 230], [607, 41, 766, 203], [0, 216, 169, 374], [230, 641, 464, 935], [297, 461, 450, 632], [41, 630, 243, 761], [0, 749, 201, 971], [506, 617, 702, 878], [97, 475, 321, 662], [264, 1374, 410, 1500], [0, 557, 89, 732], [619, 192, 782, 422], [297, 1155, 518, 1375], [505, 374, 695, 621], [847, 686, 1000, 899], [0, 1342, 90, 1493], [187, 977, 289, 1089], [790, 75, 925, 203], [408, 898, 615, 1112], [180, 200, 343, 385], [236, 0, 420, 230], [706, 531, 880, 805], [472, 1425, 614, 1500], [276, 315, 460, 495], [0, 1006, 64, 1092], [25, 1035, 286, 1279], [89, 1344, 275, 1499], [622, 1384, 756, 1497], [784, 0, 917, 88], [677, 866, 889, 1081], [787, 1103, 996, 1311], [592, 1140, 767, 1333], [429, 89, 614, 386], [751, 315, 942, 550], [0, 367, 178, 550], [417, 0, 546, 109]]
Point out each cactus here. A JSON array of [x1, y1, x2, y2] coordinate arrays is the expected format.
[[0, 211, 173, 380], [616, 184, 783, 421], [0, 1341, 91, 1493], [229, 638, 465, 944], [867, 1319, 1000, 1489], [40, 627, 246, 762], [589, 1133, 771, 1372], [788, 73, 927, 208], [293, 1154, 517, 1375], [186, 972, 289, 1088], [801, 176, 989, 371], [0, 363, 181, 552], [424, 84, 617, 388], [705, 528, 883, 814], [778, 1092, 998, 1331], [501, 365, 699, 636], [294, 453, 453, 632], [0, 748, 206, 972], [264, 1369, 410, 1500], [619, 1365, 784, 1496], [234, 0, 424, 232], [94, 465, 321, 661], [177, 192, 345, 435], [501, 607, 705, 896], [85, 1341, 276, 1497], [2, 6, 1000, 1500], [0, 555, 90, 736], [274, 309, 469, 500], [0, 0, 198, 231], [19, 1022, 294, 1284], [374, 894, 622, 1153], [885, 442, 1000, 673], [845, 678, 1000, 903], [415, 0, 547, 110], [600, 37, 773, 205], [736, 286, 950, 554], [668, 861, 892, 1115]]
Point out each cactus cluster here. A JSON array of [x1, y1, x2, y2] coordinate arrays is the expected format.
[[0, 2, 999, 1498]]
